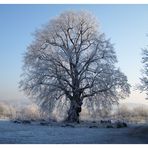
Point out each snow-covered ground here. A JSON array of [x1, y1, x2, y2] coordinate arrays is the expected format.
[[0, 119, 148, 144]]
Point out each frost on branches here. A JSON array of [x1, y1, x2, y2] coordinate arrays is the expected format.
[[20, 11, 130, 123], [139, 48, 148, 99]]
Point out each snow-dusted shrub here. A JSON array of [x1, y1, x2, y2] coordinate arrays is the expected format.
[[15, 104, 41, 121], [116, 105, 132, 121], [0, 102, 16, 119], [132, 106, 148, 117], [114, 104, 148, 123]]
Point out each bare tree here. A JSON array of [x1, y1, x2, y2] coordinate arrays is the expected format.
[[20, 11, 130, 123]]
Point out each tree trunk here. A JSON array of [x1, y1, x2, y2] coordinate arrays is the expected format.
[[66, 99, 82, 123]]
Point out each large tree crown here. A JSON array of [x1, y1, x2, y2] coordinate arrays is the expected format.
[[20, 10, 130, 113]]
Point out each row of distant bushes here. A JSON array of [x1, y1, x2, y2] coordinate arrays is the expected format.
[[80, 104, 148, 123], [0, 102, 42, 120], [0, 101, 148, 123], [114, 105, 148, 123]]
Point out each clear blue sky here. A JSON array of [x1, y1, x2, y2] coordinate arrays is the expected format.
[[0, 4, 148, 104]]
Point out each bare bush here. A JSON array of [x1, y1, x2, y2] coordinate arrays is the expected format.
[[132, 106, 148, 117], [0, 102, 16, 119], [116, 105, 132, 121], [15, 104, 41, 121], [80, 105, 111, 121], [114, 104, 148, 123]]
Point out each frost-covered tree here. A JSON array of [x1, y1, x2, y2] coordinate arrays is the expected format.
[[20, 11, 130, 123], [139, 48, 148, 98]]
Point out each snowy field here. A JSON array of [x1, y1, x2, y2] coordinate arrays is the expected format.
[[0, 119, 148, 144]]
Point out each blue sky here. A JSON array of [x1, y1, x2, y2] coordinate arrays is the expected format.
[[0, 4, 148, 104]]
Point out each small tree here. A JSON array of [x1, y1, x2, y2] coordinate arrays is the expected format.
[[20, 11, 130, 123]]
